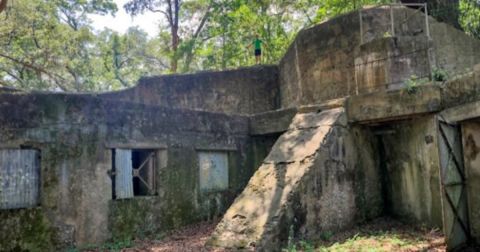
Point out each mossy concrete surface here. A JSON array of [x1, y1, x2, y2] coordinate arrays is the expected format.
[[0, 208, 54, 251], [0, 93, 257, 250]]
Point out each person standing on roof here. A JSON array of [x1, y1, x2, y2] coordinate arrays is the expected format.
[[248, 34, 266, 65]]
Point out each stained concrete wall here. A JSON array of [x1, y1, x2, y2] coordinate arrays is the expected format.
[[430, 21, 480, 76], [0, 93, 255, 251], [378, 116, 443, 227], [278, 7, 431, 108], [355, 36, 431, 92], [441, 64, 480, 109], [278, 11, 360, 108], [461, 121, 480, 244], [99, 66, 280, 115], [278, 6, 480, 109]]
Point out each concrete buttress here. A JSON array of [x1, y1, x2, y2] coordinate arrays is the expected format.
[[207, 108, 376, 251]]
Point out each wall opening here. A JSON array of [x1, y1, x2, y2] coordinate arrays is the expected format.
[[0, 149, 41, 209], [376, 133, 392, 216], [112, 148, 157, 199]]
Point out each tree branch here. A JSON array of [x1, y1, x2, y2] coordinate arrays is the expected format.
[[146, 6, 169, 20], [0, 52, 68, 90], [192, 3, 212, 39]]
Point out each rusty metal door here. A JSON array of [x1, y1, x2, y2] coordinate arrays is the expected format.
[[438, 119, 470, 250]]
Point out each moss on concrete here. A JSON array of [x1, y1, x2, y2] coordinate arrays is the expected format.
[[0, 208, 55, 251]]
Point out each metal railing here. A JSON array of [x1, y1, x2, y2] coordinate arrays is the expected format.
[[359, 3, 431, 44]]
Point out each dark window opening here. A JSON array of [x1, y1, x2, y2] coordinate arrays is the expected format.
[[132, 149, 156, 196]]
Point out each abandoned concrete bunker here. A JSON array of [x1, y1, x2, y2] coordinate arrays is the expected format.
[[2, 5, 480, 251]]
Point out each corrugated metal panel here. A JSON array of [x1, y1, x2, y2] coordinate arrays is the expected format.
[[115, 149, 133, 199], [0, 149, 40, 209], [198, 152, 229, 191]]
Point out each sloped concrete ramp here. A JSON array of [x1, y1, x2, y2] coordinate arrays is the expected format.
[[208, 108, 377, 251]]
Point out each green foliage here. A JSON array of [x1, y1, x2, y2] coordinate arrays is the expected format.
[[460, 0, 480, 39], [317, 231, 425, 252], [283, 225, 315, 252], [69, 238, 134, 252], [1, 0, 479, 92], [314, 0, 393, 23], [432, 67, 449, 82], [404, 75, 429, 94], [285, 225, 297, 252], [319, 230, 334, 241]]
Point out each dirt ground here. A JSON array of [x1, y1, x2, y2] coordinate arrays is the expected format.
[[83, 217, 479, 251], [122, 221, 223, 252]]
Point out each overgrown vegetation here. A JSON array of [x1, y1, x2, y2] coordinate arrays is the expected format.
[[404, 75, 429, 94], [283, 218, 445, 252], [68, 239, 134, 252], [432, 67, 449, 82], [0, 0, 479, 92]]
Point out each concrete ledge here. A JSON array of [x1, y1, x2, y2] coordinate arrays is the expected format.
[[346, 85, 442, 123], [249, 108, 297, 135], [249, 98, 346, 135], [440, 100, 480, 123], [297, 98, 346, 114]]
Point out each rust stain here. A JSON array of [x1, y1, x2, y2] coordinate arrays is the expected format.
[[465, 134, 479, 161]]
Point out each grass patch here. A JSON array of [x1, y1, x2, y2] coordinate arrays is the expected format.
[[284, 218, 445, 252]]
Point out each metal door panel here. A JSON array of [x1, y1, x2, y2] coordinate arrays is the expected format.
[[438, 120, 470, 250], [115, 149, 133, 199], [0, 149, 40, 209]]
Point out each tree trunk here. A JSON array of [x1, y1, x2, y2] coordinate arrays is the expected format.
[[182, 4, 211, 72], [0, 0, 8, 13], [171, 26, 179, 73], [169, 0, 180, 73]]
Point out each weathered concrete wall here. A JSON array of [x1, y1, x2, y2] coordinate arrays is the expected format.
[[346, 84, 442, 123], [430, 21, 480, 76], [278, 7, 432, 108], [0, 93, 255, 250], [209, 109, 383, 251], [378, 116, 443, 227], [355, 36, 431, 92], [461, 121, 480, 244], [278, 12, 360, 107], [278, 6, 480, 109], [441, 64, 480, 108], [109, 148, 248, 240], [99, 66, 280, 115]]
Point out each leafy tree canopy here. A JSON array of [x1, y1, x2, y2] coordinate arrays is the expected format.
[[0, 0, 479, 91]]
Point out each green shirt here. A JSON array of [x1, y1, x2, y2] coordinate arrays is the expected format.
[[253, 38, 263, 50]]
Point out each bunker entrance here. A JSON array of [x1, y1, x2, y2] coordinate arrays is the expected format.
[[371, 117, 472, 251]]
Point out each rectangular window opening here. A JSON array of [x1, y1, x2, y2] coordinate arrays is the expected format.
[[198, 151, 229, 192], [0, 149, 41, 210], [112, 149, 157, 199]]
